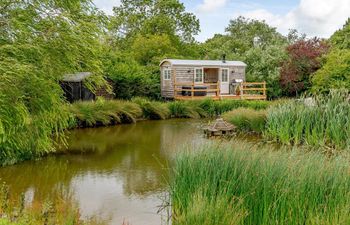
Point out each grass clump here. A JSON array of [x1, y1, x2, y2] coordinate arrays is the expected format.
[[132, 97, 170, 120], [69, 99, 142, 127], [198, 98, 269, 117], [168, 101, 207, 119], [265, 90, 350, 149], [170, 143, 350, 225], [222, 108, 266, 133]]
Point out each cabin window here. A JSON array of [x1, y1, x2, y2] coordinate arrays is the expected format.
[[163, 69, 171, 80], [194, 68, 203, 83], [221, 68, 229, 82]]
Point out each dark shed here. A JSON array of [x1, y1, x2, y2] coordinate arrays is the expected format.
[[60, 72, 113, 103]]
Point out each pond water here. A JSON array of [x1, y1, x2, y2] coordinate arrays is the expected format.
[[0, 119, 219, 225]]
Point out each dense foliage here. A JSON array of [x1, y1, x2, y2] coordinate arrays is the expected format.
[[280, 38, 329, 96], [0, 0, 106, 165], [312, 20, 350, 93]]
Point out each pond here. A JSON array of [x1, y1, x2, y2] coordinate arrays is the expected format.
[[0, 119, 218, 225]]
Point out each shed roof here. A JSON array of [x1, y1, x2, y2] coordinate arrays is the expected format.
[[160, 59, 246, 67], [62, 72, 91, 82], [206, 118, 236, 131]]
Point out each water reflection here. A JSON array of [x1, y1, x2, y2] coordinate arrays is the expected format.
[[0, 119, 208, 225]]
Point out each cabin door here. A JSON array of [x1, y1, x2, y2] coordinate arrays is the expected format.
[[220, 68, 229, 94]]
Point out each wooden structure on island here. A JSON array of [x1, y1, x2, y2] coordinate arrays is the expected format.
[[204, 118, 236, 137], [160, 59, 266, 100]]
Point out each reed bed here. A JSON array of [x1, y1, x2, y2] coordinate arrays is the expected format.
[[222, 108, 266, 133], [265, 91, 350, 150], [170, 143, 350, 225]]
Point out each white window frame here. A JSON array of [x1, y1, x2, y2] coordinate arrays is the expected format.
[[163, 69, 171, 80], [221, 68, 229, 83], [194, 67, 204, 84]]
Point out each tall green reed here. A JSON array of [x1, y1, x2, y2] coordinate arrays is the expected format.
[[265, 90, 350, 150], [170, 143, 350, 225]]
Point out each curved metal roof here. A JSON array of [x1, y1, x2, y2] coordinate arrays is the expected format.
[[160, 59, 246, 67]]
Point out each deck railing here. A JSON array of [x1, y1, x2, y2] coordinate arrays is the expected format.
[[240, 82, 267, 100], [173, 81, 266, 100], [174, 82, 220, 99]]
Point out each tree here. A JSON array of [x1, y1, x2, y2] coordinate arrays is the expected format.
[[244, 45, 287, 98], [329, 18, 350, 50], [312, 49, 350, 93], [279, 38, 329, 96], [130, 34, 178, 65], [0, 0, 106, 164], [110, 0, 200, 43], [225, 16, 286, 54]]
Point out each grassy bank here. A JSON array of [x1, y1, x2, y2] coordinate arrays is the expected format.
[[170, 143, 350, 225], [69, 98, 269, 128]]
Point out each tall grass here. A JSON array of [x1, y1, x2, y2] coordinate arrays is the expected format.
[[168, 101, 207, 119], [132, 97, 170, 119], [265, 90, 350, 149], [222, 108, 266, 133], [69, 99, 142, 127], [198, 98, 269, 117], [170, 143, 350, 225]]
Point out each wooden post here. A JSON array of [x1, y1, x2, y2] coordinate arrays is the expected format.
[[240, 83, 243, 99], [191, 83, 194, 99], [173, 68, 176, 99], [217, 81, 220, 98], [263, 81, 266, 99]]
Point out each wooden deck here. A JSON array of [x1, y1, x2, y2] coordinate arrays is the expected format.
[[173, 82, 267, 100]]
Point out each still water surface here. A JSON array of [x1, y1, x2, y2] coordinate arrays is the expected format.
[[0, 119, 214, 225]]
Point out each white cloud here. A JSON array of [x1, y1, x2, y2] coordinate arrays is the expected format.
[[197, 0, 228, 13], [233, 0, 350, 38], [93, 0, 121, 15]]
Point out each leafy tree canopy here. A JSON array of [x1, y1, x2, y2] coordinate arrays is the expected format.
[[280, 38, 329, 96], [329, 18, 350, 50], [110, 0, 200, 43], [0, 0, 106, 163], [312, 49, 350, 93]]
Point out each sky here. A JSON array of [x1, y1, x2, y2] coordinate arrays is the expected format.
[[93, 0, 350, 42]]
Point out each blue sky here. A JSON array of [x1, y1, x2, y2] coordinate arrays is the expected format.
[[94, 0, 350, 42]]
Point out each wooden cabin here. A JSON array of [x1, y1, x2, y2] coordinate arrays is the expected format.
[[160, 59, 266, 100], [60, 72, 114, 103]]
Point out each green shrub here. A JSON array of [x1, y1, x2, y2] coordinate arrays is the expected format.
[[171, 144, 350, 225], [222, 108, 266, 133], [265, 90, 350, 149], [132, 97, 170, 120]]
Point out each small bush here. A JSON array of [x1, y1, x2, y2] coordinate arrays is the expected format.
[[223, 108, 266, 133]]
